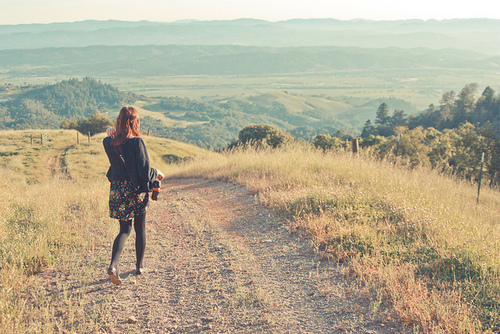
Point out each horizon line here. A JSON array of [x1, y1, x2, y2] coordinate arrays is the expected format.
[[2, 16, 499, 26]]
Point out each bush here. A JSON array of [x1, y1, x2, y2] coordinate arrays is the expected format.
[[313, 134, 347, 151], [61, 112, 113, 136], [230, 124, 293, 149]]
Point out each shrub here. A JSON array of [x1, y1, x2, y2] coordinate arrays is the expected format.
[[230, 124, 293, 149], [61, 112, 113, 136]]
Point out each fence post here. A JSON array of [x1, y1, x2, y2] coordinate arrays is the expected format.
[[351, 138, 358, 155], [395, 133, 400, 159], [88, 132, 91, 144], [30, 133, 33, 145], [477, 152, 485, 204], [77, 132, 79, 144]]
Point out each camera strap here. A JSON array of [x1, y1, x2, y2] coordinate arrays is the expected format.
[[113, 144, 127, 167]]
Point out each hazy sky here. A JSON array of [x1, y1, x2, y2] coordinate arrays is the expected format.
[[1, 0, 499, 25]]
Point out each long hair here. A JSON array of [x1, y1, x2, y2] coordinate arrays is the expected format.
[[112, 106, 141, 146]]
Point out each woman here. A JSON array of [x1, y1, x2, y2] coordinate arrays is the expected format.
[[103, 106, 164, 285]]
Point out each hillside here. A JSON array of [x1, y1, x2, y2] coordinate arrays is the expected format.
[[0, 78, 139, 130], [1, 129, 500, 332], [167, 144, 500, 333], [140, 91, 368, 148], [246, 91, 351, 114], [0, 44, 497, 78], [1, 18, 498, 54], [0, 130, 412, 333], [0, 80, 370, 147], [0, 129, 209, 183]]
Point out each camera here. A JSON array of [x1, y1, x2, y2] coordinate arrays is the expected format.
[[151, 180, 161, 201]]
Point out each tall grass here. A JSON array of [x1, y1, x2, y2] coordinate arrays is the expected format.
[[0, 130, 112, 332], [2, 129, 498, 332], [167, 144, 500, 333], [0, 129, 206, 332]]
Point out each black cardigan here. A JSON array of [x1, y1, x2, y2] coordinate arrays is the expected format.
[[103, 136, 158, 193]]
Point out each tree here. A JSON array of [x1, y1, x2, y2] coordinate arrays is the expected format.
[[390, 109, 407, 128], [474, 86, 497, 123], [361, 119, 375, 138], [438, 90, 456, 127], [447, 122, 488, 181], [452, 83, 478, 126], [61, 112, 114, 136], [313, 134, 346, 151], [375, 103, 390, 125], [61, 118, 79, 130], [231, 124, 293, 148], [376, 127, 431, 167]]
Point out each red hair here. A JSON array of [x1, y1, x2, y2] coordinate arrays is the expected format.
[[113, 106, 141, 146]]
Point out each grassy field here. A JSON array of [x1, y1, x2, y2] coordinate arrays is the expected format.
[[2, 129, 500, 332], [101, 71, 500, 110], [2, 71, 498, 110], [167, 144, 500, 333], [0, 129, 208, 333]]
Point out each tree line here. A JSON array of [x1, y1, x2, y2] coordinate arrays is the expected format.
[[316, 84, 500, 186]]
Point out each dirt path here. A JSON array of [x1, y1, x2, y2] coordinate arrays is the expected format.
[[42, 178, 412, 333]]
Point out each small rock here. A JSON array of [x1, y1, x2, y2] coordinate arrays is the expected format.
[[128, 316, 137, 324]]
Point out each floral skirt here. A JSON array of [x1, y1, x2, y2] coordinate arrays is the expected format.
[[109, 180, 148, 220]]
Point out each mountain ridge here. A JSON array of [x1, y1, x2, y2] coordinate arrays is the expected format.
[[1, 18, 498, 54]]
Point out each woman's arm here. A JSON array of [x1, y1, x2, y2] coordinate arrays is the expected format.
[[135, 138, 159, 185]]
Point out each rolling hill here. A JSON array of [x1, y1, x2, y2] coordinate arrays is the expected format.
[[0, 78, 422, 148], [0, 44, 497, 77]]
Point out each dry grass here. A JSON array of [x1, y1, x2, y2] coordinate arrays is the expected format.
[[2, 129, 498, 332], [0, 129, 207, 333], [167, 143, 500, 333]]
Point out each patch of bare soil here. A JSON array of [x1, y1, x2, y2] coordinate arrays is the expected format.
[[39, 178, 414, 333]]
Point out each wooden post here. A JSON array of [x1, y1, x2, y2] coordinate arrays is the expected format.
[[395, 133, 400, 159], [351, 138, 358, 155], [477, 152, 485, 204], [30, 133, 33, 145], [147, 129, 150, 136], [41, 134, 43, 145], [77, 132, 79, 144], [88, 132, 91, 144]]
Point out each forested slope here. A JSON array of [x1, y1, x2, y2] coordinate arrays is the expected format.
[[0, 78, 139, 129]]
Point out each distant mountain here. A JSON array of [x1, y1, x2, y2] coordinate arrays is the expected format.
[[0, 18, 498, 54], [1, 45, 497, 77]]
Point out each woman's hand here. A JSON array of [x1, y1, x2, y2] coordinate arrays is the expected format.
[[106, 127, 116, 137], [157, 170, 165, 181]]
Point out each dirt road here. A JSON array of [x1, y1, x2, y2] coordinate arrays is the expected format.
[[71, 178, 411, 333]]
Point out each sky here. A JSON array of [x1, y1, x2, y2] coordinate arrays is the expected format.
[[1, 0, 499, 25]]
